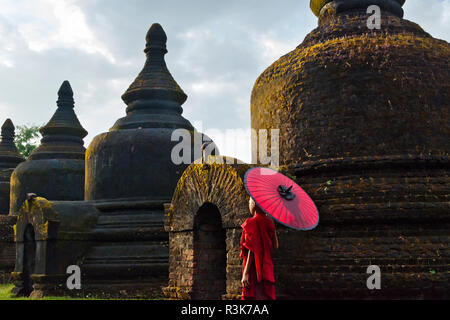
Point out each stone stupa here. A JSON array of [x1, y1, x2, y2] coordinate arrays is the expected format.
[[250, 0, 450, 298], [85, 23, 209, 202], [9, 81, 88, 216], [0, 119, 24, 283], [164, 0, 449, 300], [0, 119, 24, 214], [80, 23, 216, 297]]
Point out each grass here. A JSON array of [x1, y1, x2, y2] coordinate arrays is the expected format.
[[0, 283, 162, 300], [0, 283, 101, 300]]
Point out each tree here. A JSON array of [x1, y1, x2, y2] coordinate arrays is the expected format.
[[15, 124, 41, 159]]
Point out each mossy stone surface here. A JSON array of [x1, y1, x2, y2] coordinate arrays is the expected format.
[[251, 4, 449, 299]]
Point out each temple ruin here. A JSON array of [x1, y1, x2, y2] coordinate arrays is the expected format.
[[10, 80, 87, 217], [0, 119, 24, 283], [0, 0, 448, 299], [165, 0, 449, 299], [10, 23, 215, 298]]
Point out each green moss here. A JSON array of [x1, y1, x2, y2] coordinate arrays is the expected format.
[[310, 0, 332, 17], [255, 34, 449, 89]]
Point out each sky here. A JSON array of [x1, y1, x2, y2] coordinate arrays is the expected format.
[[0, 0, 449, 163]]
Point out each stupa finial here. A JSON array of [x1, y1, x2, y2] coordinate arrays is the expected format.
[[39, 80, 87, 139], [144, 23, 168, 55], [30, 81, 87, 160], [0, 118, 24, 167], [119, 23, 188, 124], [1, 119, 15, 142], [57, 80, 75, 108]]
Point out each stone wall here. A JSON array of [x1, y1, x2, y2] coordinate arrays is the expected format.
[[164, 158, 450, 299], [0, 215, 16, 283]]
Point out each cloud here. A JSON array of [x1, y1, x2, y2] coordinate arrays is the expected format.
[[0, 103, 10, 115], [252, 32, 298, 66], [204, 127, 252, 163], [404, 0, 450, 40], [190, 80, 238, 96], [0, 0, 448, 163], [0, 0, 116, 64]]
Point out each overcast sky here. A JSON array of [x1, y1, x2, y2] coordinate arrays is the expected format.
[[0, 0, 449, 162]]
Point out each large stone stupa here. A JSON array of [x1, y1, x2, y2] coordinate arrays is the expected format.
[[249, 0, 449, 298], [164, 0, 449, 300], [85, 23, 205, 202], [79, 23, 215, 297]]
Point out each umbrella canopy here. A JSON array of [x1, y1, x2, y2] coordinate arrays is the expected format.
[[244, 167, 319, 231]]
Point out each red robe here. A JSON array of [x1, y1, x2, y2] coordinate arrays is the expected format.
[[240, 210, 276, 300]]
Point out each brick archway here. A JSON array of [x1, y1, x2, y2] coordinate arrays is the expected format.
[[166, 159, 252, 231], [164, 159, 254, 299]]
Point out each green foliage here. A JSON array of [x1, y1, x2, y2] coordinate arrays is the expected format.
[[14, 124, 42, 159]]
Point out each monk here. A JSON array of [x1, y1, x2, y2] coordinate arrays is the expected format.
[[240, 197, 279, 300]]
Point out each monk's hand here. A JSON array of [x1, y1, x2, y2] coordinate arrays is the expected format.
[[241, 273, 250, 288]]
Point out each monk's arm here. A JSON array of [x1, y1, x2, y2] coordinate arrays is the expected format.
[[244, 250, 253, 275], [241, 250, 253, 287]]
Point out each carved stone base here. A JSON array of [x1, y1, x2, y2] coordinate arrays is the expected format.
[[30, 274, 70, 297], [10, 272, 26, 296]]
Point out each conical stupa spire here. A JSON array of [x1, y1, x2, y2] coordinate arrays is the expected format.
[[57, 80, 75, 108], [39, 81, 87, 138], [111, 23, 192, 131], [1, 119, 15, 143], [0, 119, 24, 169], [29, 81, 87, 160], [121, 23, 187, 111]]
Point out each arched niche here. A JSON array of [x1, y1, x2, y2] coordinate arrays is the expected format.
[[164, 158, 253, 300]]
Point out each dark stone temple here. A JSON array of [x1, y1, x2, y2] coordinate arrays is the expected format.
[[10, 80, 87, 216], [11, 23, 214, 298], [165, 0, 449, 299], [0, 120, 24, 214], [2, 0, 449, 299], [0, 120, 24, 282], [8, 80, 88, 295], [79, 23, 213, 297]]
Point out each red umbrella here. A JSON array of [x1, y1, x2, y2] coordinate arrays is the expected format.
[[244, 167, 319, 231]]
